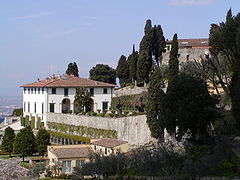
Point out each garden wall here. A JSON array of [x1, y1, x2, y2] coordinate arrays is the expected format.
[[46, 113, 155, 147]]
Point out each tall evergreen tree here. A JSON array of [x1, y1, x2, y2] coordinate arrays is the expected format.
[[36, 128, 50, 156], [168, 33, 179, 82], [116, 55, 130, 86], [2, 127, 15, 156], [146, 68, 165, 140], [66, 62, 79, 77], [152, 25, 166, 67], [89, 64, 116, 84], [13, 126, 36, 161], [209, 9, 240, 128], [128, 45, 139, 83], [162, 73, 221, 142], [74, 87, 93, 113], [137, 19, 153, 84]]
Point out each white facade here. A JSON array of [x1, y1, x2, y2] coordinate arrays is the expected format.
[[22, 86, 114, 127]]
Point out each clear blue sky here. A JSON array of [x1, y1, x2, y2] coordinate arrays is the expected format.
[[0, 0, 240, 97]]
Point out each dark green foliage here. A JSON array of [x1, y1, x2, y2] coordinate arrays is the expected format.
[[36, 128, 50, 156], [168, 33, 179, 82], [89, 64, 116, 84], [137, 19, 153, 84], [74, 87, 93, 113], [209, 9, 240, 128], [111, 93, 148, 112], [2, 127, 15, 155], [162, 73, 221, 142], [12, 108, 23, 116], [66, 62, 79, 77], [128, 45, 139, 83], [116, 55, 130, 87], [152, 25, 166, 67], [13, 126, 36, 161], [146, 68, 165, 140]]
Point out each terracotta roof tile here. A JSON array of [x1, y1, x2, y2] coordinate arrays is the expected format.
[[51, 147, 91, 159], [21, 75, 116, 88], [92, 138, 128, 148]]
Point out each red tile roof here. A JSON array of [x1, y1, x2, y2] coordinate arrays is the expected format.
[[92, 138, 128, 148], [167, 38, 209, 48], [21, 75, 116, 88], [50, 147, 91, 159]]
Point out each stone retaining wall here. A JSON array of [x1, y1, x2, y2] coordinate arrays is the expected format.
[[46, 113, 155, 147]]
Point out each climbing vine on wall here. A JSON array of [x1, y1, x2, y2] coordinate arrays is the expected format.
[[47, 122, 117, 139]]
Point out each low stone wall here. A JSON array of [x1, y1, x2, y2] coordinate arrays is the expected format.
[[115, 86, 148, 97], [46, 113, 155, 147]]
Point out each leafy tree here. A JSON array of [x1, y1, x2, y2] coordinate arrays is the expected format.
[[116, 55, 130, 86], [137, 19, 153, 84], [152, 25, 166, 67], [74, 87, 93, 113], [89, 64, 116, 84], [146, 68, 165, 140], [2, 127, 15, 156], [12, 108, 23, 116], [209, 9, 240, 127], [128, 45, 139, 83], [168, 33, 179, 82], [13, 126, 36, 161], [66, 62, 79, 77], [36, 128, 50, 156], [162, 73, 221, 142]]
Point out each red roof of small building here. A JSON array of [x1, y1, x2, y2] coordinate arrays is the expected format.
[[21, 75, 116, 88], [50, 147, 91, 159], [167, 38, 209, 48], [92, 138, 128, 148]]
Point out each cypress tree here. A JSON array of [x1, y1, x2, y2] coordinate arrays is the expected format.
[[66, 62, 79, 77], [137, 19, 153, 84], [13, 126, 36, 161], [168, 33, 179, 82], [116, 55, 130, 87], [36, 128, 50, 156], [128, 45, 139, 83], [2, 127, 15, 156], [146, 68, 165, 140], [152, 25, 166, 67]]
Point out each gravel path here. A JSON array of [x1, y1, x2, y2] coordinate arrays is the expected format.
[[0, 158, 29, 180]]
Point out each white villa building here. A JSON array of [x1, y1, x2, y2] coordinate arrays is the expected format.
[[21, 75, 115, 126]]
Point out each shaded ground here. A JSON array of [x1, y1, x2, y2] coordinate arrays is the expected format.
[[0, 158, 29, 180]]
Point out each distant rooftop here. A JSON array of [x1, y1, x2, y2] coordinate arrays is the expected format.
[[92, 138, 128, 148], [21, 75, 116, 88], [167, 38, 209, 48]]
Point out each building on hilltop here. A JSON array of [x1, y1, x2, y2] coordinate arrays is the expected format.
[[162, 38, 210, 64], [21, 75, 115, 127]]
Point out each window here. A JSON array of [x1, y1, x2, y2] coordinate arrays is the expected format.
[[52, 158, 55, 163], [28, 102, 30, 113], [52, 88, 56, 94], [103, 88, 107, 94], [28, 88, 30, 94], [62, 161, 71, 173], [24, 102, 26, 112], [105, 148, 107, 155], [94, 145, 96, 151], [42, 88, 44, 94], [102, 102, 108, 112], [76, 160, 85, 168], [49, 103, 55, 113], [42, 103, 44, 114], [31, 88, 33, 94], [64, 88, 68, 96], [34, 102, 36, 113], [90, 88, 94, 96], [24, 88, 26, 94], [38, 88, 40, 94], [34, 88, 36, 94], [186, 55, 189, 61]]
